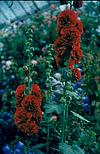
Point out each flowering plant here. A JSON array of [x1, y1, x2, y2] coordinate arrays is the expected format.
[[54, 9, 83, 80], [14, 84, 42, 136]]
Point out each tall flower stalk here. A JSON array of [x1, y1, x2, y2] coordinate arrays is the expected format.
[[53, 2, 84, 153], [45, 44, 54, 154], [54, 7, 83, 80], [14, 27, 42, 154]]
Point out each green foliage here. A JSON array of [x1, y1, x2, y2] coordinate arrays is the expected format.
[[0, 1, 99, 154], [59, 143, 85, 154], [75, 130, 97, 151], [71, 111, 90, 123], [45, 104, 65, 114]]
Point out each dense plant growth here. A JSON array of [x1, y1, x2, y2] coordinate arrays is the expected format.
[[0, 1, 99, 154]]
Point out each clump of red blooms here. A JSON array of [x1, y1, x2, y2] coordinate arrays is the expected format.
[[14, 84, 42, 136], [54, 9, 83, 80], [73, 0, 83, 8]]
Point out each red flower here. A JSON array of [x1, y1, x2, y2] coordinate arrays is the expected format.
[[22, 121, 39, 135], [15, 85, 26, 107], [15, 85, 26, 98], [60, 26, 81, 46], [30, 84, 42, 105], [54, 37, 67, 56], [68, 58, 75, 69], [14, 84, 42, 135], [55, 55, 61, 67], [71, 68, 81, 80], [54, 9, 83, 80], [22, 95, 40, 110], [22, 95, 42, 123], [14, 110, 39, 136], [14, 107, 40, 136], [57, 10, 78, 34], [14, 107, 32, 125], [76, 19, 84, 34], [70, 46, 82, 63], [73, 0, 83, 8]]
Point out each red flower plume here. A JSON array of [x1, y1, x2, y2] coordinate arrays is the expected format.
[[54, 8, 83, 80], [57, 10, 78, 34], [14, 108, 39, 135], [14, 84, 42, 136], [15, 84, 26, 107], [70, 46, 82, 63], [22, 95, 42, 123], [30, 84, 42, 105]]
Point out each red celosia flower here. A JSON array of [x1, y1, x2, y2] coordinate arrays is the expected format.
[[71, 68, 81, 80], [57, 10, 78, 34], [15, 84, 26, 107], [70, 46, 82, 63], [73, 0, 83, 8]]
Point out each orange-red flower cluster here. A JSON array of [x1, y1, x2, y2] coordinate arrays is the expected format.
[[14, 84, 42, 136], [73, 0, 83, 8], [54, 10, 83, 80]]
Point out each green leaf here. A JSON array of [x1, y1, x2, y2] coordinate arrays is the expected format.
[[66, 90, 80, 99], [18, 68, 24, 77], [59, 143, 74, 154], [44, 104, 57, 113], [45, 104, 64, 114], [33, 143, 46, 149], [59, 143, 85, 154], [56, 104, 65, 114], [33, 149, 45, 154], [72, 144, 85, 154], [71, 111, 90, 123]]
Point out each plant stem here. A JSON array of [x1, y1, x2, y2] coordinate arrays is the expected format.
[[60, 81, 69, 144], [64, 102, 69, 142], [47, 122, 50, 154], [25, 137, 29, 154], [27, 141, 29, 154]]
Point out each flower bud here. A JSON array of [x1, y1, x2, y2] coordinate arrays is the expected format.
[[23, 66, 29, 76]]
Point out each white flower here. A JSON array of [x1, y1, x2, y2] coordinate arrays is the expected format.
[[31, 60, 38, 66], [6, 60, 12, 67]]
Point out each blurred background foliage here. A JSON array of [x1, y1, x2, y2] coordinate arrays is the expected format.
[[0, 1, 100, 154]]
